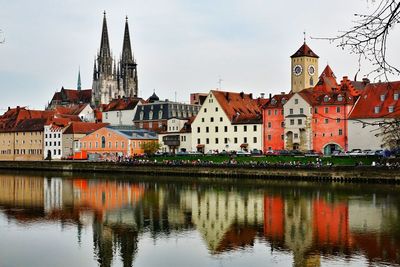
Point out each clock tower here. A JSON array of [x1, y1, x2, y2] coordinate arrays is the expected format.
[[290, 42, 319, 93]]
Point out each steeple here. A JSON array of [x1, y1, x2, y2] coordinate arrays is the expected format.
[[121, 16, 133, 63], [77, 68, 82, 91], [100, 11, 111, 58]]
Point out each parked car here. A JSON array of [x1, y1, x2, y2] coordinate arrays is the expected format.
[[363, 149, 375, 156], [290, 150, 304, 156], [265, 149, 279, 156], [236, 150, 251, 156], [188, 151, 203, 156], [277, 150, 291, 156], [374, 149, 384, 157], [205, 150, 218, 155], [349, 149, 365, 156], [331, 150, 342, 157], [176, 151, 189, 156], [305, 150, 321, 157], [250, 149, 263, 155]]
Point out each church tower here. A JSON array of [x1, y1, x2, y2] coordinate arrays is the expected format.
[[120, 17, 138, 98], [92, 12, 119, 106], [290, 42, 319, 93]]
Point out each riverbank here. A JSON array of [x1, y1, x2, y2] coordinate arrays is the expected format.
[[0, 160, 399, 183]]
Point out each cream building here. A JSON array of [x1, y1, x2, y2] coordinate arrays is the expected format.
[[291, 42, 319, 93], [191, 90, 263, 153], [158, 118, 192, 153]]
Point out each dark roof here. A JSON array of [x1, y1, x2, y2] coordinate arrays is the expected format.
[[148, 92, 160, 103], [50, 87, 92, 105], [103, 97, 142, 112], [63, 122, 108, 134], [291, 43, 319, 58], [14, 118, 47, 132]]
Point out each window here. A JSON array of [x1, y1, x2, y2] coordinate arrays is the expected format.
[[206, 138, 209, 144], [234, 137, 238, 143], [58, 149, 61, 155], [322, 133, 325, 137], [234, 126, 237, 132], [54, 149, 57, 155], [215, 138, 219, 144], [197, 127, 200, 133], [314, 107, 318, 114], [215, 107, 218, 112], [268, 122, 272, 128], [206, 127, 209, 133], [159, 110, 163, 118], [201, 118, 204, 122], [394, 93, 399, 101], [45, 134, 47, 138], [281, 134, 284, 140], [253, 137, 257, 143], [281, 121, 285, 128], [197, 138, 200, 144], [244, 126, 247, 132], [336, 118, 341, 123], [389, 106, 394, 113], [224, 126, 228, 132], [268, 110, 271, 116], [294, 133, 298, 139], [298, 119, 302, 125], [224, 138, 228, 144], [300, 108, 304, 114], [336, 107, 341, 113], [324, 95, 329, 102], [204, 108, 207, 113], [380, 94, 386, 101], [244, 137, 247, 143], [253, 125, 257, 131], [220, 117, 223, 122], [140, 111, 144, 120], [215, 126, 218, 132], [274, 110, 278, 115], [149, 111, 153, 120], [108, 142, 112, 148], [325, 118, 329, 124], [339, 129, 343, 136], [324, 107, 329, 113], [267, 135, 271, 141], [337, 94, 343, 101], [101, 136, 106, 148], [210, 117, 214, 122], [374, 106, 380, 114], [115, 142, 118, 148], [290, 119, 295, 125], [294, 99, 298, 104], [290, 109, 293, 115]]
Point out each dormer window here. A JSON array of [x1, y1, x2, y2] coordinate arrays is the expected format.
[[271, 99, 277, 105], [394, 93, 399, 101], [374, 106, 381, 114], [337, 94, 343, 102], [281, 98, 287, 104], [388, 106, 394, 113], [294, 99, 299, 104], [324, 95, 329, 102], [380, 94, 386, 101]]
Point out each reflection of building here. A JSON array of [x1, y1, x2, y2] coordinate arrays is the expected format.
[[184, 190, 264, 253], [0, 175, 44, 208]]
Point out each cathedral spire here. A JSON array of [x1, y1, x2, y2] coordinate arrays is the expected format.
[[100, 11, 111, 58], [77, 67, 82, 91], [121, 16, 133, 63]]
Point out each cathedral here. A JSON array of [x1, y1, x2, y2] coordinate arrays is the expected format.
[[92, 12, 138, 106]]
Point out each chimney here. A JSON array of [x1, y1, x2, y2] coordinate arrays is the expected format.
[[362, 78, 370, 85], [281, 92, 285, 95], [260, 93, 265, 99], [240, 92, 244, 99], [249, 93, 253, 99], [269, 93, 272, 100], [7, 107, 10, 111]]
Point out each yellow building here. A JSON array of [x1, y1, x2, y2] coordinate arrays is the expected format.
[[291, 42, 319, 93]]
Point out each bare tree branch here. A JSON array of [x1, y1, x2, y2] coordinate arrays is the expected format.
[[314, 0, 400, 80]]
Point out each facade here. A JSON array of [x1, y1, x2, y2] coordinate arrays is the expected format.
[[48, 87, 92, 109], [348, 81, 400, 150], [133, 93, 201, 133], [53, 104, 95, 122], [102, 97, 142, 126], [191, 90, 263, 153], [78, 126, 157, 159], [262, 94, 291, 152], [44, 122, 65, 160], [158, 118, 193, 153], [190, 93, 208, 105], [92, 13, 138, 106]]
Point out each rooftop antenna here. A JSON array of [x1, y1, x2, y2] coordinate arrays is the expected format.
[[218, 76, 223, 91], [174, 91, 177, 102], [303, 30, 306, 43]]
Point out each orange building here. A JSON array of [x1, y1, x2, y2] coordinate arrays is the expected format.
[[262, 94, 292, 152], [78, 126, 158, 159]]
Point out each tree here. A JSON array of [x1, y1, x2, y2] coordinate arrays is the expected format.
[[140, 141, 161, 155], [379, 118, 400, 149], [319, 0, 400, 79]]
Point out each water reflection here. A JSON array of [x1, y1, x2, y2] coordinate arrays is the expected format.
[[0, 174, 399, 267]]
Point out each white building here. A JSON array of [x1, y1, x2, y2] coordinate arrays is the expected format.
[[44, 123, 65, 160], [191, 90, 263, 153], [102, 97, 142, 126], [158, 118, 192, 153], [53, 104, 96, 122], [348, 82, 400, 150]]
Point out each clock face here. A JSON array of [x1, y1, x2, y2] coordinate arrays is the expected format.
[[293, 65, 302, 76], [308, 65, 315, 76]]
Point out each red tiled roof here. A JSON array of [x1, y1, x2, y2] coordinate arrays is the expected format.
[[0, 107, 54, 132], [63, 122, 108, 135], [53, 104, 89, 116], [212, 90, 262, 124], [14, 118, 47, 132], [50, 88, 92, 105], [299, 88, 356, 106], [103, 97, 143, 112], [349, 81, 400, 119], [291, 42, 319, 58], [314, 65, 339, 92]]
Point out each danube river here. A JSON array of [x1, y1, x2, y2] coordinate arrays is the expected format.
[[0, 171, 399, 267]]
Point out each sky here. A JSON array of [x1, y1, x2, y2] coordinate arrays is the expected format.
[[0, 0, 399, 110]]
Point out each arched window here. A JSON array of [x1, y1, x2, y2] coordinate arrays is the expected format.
[[324, 95, 329, 102], [140, 111, 144, 120], [337, 94, 343, 101], [310, 77, 314, 86], [149, 110, 153, 120], [158, 110, 163, 118], [101, 136, 106, 148]]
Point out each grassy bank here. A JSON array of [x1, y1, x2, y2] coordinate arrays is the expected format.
[[150, 155, 379, 166]]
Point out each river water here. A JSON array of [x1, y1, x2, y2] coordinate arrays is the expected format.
[[0, 171, 399, 267]]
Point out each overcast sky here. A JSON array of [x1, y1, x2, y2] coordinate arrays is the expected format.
[[0, 0, 399, 110]]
